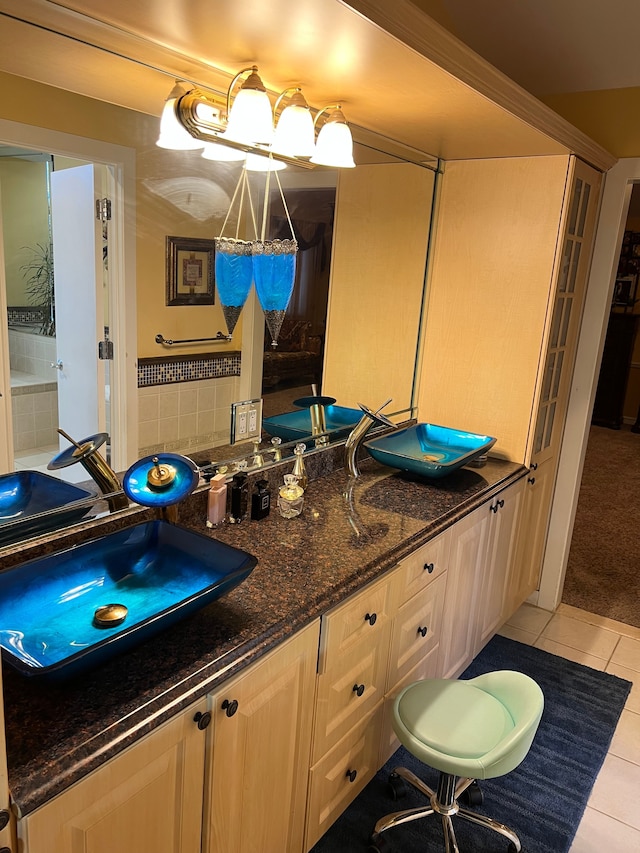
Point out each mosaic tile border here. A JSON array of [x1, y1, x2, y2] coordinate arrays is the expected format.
[[7, 306, 47, 325], [138, 351, 241, 387]]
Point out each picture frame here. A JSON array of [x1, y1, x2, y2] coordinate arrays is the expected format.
[[166, 236, 215, 306]]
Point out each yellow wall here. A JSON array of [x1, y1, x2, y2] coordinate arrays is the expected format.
[[541, 88, 640, 159], [0, 158, 50, 305], [0, 71, 239, 359]]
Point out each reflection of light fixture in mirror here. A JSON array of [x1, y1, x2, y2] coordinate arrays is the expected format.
[[272, 88, 315, 157], [156, 81, 205, 150], [310, 105, 356, 168], [245, 152, 287, 172], [201, 142, 246, 162], [224, 66, 274, 145]]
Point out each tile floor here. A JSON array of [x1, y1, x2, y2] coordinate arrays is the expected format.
[[498, 602, 640, 851]]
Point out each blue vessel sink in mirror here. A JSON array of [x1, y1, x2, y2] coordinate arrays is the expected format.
[[0, 471, 94, 546], [263, 405, 361, 442], [0, 520, 257, 680], [364, 423, 497, 479]]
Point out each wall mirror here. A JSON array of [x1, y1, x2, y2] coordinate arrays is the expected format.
[[0, 51, 439, 553]]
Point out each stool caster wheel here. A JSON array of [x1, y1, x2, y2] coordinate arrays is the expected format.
[[459, 781, 483, 807], [368, 832, 392, 852], [387, 771, 407, 801]]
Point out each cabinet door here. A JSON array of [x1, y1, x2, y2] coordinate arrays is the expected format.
[[477, 478, 525, 648], [507, 458, 556, 617], [19, 700, 208, 853], [438, 503, 490, 679], [204, 621, 319, 853]]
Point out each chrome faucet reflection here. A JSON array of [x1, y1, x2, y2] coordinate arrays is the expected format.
[[344, 400, 396, 478], [48, 429, 129, 512]]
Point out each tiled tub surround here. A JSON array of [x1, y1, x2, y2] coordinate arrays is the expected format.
[[137, 352, 241, 456], [9, 329, 59, 451], [1, 454, 524, 817]]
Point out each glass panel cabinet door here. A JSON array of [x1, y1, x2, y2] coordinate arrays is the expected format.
[[532, 159, 602, 464]]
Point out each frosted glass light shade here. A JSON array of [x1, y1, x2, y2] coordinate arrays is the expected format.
[[226, 88, 274, 145], [272, 104, 315, 157], [201, 142, 246, 162], [156, 97, 204, 150], [310, 113, 355, 168]]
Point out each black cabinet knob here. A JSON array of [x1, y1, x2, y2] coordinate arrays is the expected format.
[[353, 683, 365, 697], [530, 462, 538, 470], [346, 769, 357, 783], [193, 711, 212, 730], [365, 612, 377, 626], [221, 698, 239, 717], [528, 476, 536, 485], [0, 810, 8, 832], [417, 626, 428, 638], [424, 562, 435, 573]]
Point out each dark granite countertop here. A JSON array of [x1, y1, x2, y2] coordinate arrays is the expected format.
[[2, 456, 525, 817]]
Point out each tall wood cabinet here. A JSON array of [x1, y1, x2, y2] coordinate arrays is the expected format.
[[417, 155, 602, 600]]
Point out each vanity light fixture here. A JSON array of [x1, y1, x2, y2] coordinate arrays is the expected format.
[[157, 65, 356, 168], [310, 105, 356, 168]]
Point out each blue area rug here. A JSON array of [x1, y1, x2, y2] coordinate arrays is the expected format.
[[311, 634, 631, 853]]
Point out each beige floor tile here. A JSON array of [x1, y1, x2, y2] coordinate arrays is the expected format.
[[609, 709, 640, 765], [533, 638, 607, 670], [505, 603, 553, 636], [557, 604, 640, 642], [610, 636, 640, 673], [496, 624, 538, 645], [606, 662, 640, 714], [570, 806, 640, 852], [540, 613, 620, 660], [588, 754, 640, 830]]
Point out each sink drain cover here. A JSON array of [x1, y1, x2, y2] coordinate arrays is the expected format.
[[94, 603, 128, 628]]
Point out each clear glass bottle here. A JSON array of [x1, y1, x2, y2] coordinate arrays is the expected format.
[[278, 474, 304, 519]]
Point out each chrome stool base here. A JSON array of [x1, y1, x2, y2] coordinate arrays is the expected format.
[[370, 766, 521, 853]]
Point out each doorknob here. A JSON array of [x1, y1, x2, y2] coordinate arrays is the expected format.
[[50, 359, 63, 370]]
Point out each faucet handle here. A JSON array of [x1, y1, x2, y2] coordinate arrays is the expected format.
[[357, 401, 395, 428]]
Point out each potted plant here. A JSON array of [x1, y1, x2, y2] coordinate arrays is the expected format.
[[20, 241, 55, 335]]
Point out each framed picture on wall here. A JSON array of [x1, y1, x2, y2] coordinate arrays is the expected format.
[[166, 236, 216, 306]]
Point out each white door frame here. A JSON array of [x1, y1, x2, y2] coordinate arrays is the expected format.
[[0, 119, 138, 472], [537, 158, 637, 611]]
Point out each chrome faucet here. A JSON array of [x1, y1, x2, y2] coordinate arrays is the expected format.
[[344, 399, 396, 478]]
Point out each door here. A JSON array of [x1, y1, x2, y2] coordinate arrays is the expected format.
[[50, 164, 108, 476]]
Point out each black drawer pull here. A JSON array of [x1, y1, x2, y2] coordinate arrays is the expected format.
[[424, 562, 434, 573], [417, 626, 428, 638], [530, 462, 538, 470], [346, 769, 357, 783], [193, 710, 212, 730], [365, 612, 377, 626], [221, 698, 239, 717], [528, 476, 536, 485], [353, 683, 365, 697]]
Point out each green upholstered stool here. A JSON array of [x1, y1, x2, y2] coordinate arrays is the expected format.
[[370, 671, 544, 853]]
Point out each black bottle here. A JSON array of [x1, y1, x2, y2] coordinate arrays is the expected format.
[[251, 479, 271, 520], [228, 472, 249, 523]]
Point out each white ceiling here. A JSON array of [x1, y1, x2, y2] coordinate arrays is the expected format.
[[421, 0, 640, 96]]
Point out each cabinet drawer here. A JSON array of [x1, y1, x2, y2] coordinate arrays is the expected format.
[[306, 703, 384, 851], [387, 572, 446, 691], [318, 572, 395, 674], [380, 645, 440, 766], [396, 530, 449, 606], [313, 620, 390, 762]]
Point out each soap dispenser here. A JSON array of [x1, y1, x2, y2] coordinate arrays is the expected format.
[[206, 473, 227, 527]]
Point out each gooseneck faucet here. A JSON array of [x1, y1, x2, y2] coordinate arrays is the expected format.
[[344, 399, 396, 478]]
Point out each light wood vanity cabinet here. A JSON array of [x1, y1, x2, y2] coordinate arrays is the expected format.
[[203, 621, 319, 853], [18, 698, 209, 853]]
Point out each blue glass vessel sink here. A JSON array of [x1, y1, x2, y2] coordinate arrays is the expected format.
[[263, 405, 361, 442], [0, 520, 257, 680], [0, 471, 93, 546], [364, 423, 497, 479]]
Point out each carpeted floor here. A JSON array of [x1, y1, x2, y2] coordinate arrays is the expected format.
[[562, 424, 640, 628], [310, 635, 631, 853]]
